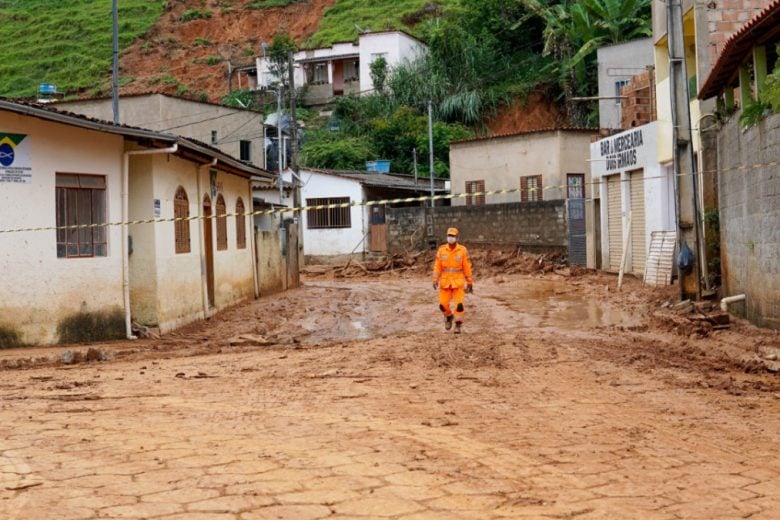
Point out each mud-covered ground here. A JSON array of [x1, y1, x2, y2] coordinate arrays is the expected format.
[[1, 269, 778, 519]]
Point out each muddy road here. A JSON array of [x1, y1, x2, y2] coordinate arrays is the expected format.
[[1, 271, 779, 519]]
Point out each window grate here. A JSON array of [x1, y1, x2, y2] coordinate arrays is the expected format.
[[236, 197, 246, 249], [306, 197, 351, 229], [216, 194, 228, 250], [465, 180, 485, 206], [174, 186, 191, 254], [55, 173, 107, 258]]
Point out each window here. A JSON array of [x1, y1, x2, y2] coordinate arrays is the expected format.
[[211, 130, 218, 144], [308, 62, 328, 84], [567, 174, 585, 199], [344, 59, 359, 81], [236, 197, 246, 249], [615, 79, 630, 104], [240, 140, 251, 162], [306, 197, 351, 229], [174, 186, 190, 254], [216, 194, 227, 250], [465, 180, 485, 206], [520, 175, 543, 202], [56, 173, 107, 258]]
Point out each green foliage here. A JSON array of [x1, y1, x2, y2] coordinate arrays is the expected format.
[[179, 9, 212, 22], [302, 134, 376, 170], [175, 83, 189, 96], [248, 0, 297, 8], [161, 75, 178, 86], [193, 37, 212, 47], [738, 98, 771, 129], [0, 325, 22, 349], [206, 55, 223, 65], [0, 0, 165, 98], [221, 89, 260, 110], [307, 0, 452, 48], [760, 44, 780, 113], [266, 32, 297, 92], [369, 55, 388, 93], [57, 308, 125, 344]]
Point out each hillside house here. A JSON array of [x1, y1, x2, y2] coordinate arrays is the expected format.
[[256, 31, 426, 105], [0, 99, 275, 345]]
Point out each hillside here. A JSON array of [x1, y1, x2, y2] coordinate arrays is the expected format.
[[0, 0, 447, 102]]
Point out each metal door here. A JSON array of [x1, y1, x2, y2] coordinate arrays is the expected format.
[[606, 174, 623, 271], [566, 174, 586, 266], [369, 205, 387, 252], [629, 169, 646, 276]]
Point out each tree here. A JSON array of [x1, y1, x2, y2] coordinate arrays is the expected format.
[[369, 55, 388, 93], [266, 32, 296, 93]]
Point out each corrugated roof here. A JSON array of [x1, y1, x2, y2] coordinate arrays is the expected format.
[[450, 127, 598, 145], [698, 0, 780, 100], [54, 91, 258, 111], [302, 167, 446, 192], [0, 97, 274, 180]]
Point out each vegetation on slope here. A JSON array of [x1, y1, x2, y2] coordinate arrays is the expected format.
[[0, 0, 165, 99]]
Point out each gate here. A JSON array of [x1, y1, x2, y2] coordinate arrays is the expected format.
[[567, 198, 586, 266], [369, 205, 387, 252]]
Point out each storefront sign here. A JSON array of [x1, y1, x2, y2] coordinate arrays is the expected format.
[[0, 133, 32, 183], [599, 128, 644, 172]]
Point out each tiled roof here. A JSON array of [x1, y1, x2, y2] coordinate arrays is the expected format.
[[698, 0, 780, 100]]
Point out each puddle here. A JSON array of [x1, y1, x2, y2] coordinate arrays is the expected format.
[[490, 279, 643, 330]]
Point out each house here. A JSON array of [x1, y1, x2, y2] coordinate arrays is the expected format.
[[596, 38, 655, 130], [255, 167, 445, 261], [256, 31, 427, 105], [55, 93, 265, 168], [697, 0, 780, 329], [0, 98, 275, 345]]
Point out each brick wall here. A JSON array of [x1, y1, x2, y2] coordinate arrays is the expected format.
[[699, 0, 767, 78], [386, 201, 567, 255], [717, 112, 780, 329], [621, 69, 657, 129]]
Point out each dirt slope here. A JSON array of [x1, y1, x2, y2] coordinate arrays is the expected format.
[[118, 0, 336, 102]]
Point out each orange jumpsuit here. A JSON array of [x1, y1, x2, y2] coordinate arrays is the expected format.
[[432, 243, 473, 323]]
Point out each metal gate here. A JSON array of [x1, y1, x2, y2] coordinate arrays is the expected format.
[[567, 198, 586, 266], [629, 169, 646, 276], [607, 174, 623, 271]]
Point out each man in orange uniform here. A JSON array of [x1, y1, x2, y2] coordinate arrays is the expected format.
[[432, 227, 473, 334]]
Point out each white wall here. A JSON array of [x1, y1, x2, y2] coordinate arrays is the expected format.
[[359, 32, 424, 93], [590, 123, 674, 269], [597, 38, 654, 129], [299, 170, 365, 256], [0, 111, 125, 344]]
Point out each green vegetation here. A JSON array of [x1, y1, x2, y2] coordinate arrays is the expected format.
[[306, 0, 450, 48], [193, 37, 212, 47], [179, 9, 213, 22], [0, 0, 165, 98], [741, 43, 780, 128], [248, 0, 298, 8]]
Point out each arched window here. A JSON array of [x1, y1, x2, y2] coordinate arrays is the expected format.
[[174, 186, 190, 253], [236, 197, 247, 249], [216, 194, 227, 250]]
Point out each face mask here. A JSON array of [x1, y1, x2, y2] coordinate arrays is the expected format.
[[447, 236, 457, 244]]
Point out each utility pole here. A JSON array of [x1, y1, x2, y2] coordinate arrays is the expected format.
[[288, 50, 303, 272], [667, 0, 703, 301], [276, 88, 283, 217], [111, 0, 119, 124], [427, 100, 435, 207], [412, 148, 418, 185]]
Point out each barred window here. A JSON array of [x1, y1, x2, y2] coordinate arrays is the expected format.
[[236, 197, 246, 249], [521, 175, 543, 202], [174, 186, 191, 254], [306, 197, 351, 229], [465, 180, 485, 206], [216, 194, 227, 250], [55, 173, 107, 258]]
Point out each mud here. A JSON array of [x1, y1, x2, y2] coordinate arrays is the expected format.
[[0, 270, 779, 519]]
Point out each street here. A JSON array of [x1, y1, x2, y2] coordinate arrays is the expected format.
[[1, 268, 779, 519]]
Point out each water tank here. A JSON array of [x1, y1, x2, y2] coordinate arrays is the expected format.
[[366, 160, 391, 173]]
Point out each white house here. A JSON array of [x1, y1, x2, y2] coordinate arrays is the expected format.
[[256, 31, 427, 105], [0, 99, 275, 346], [255, 167, 445, 261], [589, 122, 676, 277]]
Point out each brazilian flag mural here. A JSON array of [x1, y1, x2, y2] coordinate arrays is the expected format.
[[0, 133, 31, 183]]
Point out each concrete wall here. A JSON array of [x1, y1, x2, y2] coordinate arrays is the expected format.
[[300, 170, 365, 257], [386, 201, 567, 255], [0, 110, 125, 345], [717, 112, 780, 329], [57, 95, 264, 167], [359, 32, 424, 94], [256, 229, 286, 296], [449, 131, 595, 207], [597, 38, 654, 129]]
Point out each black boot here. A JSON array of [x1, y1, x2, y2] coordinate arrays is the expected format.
[[444, 315, 453, 331]]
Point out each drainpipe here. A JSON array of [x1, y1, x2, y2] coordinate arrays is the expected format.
[[198, 158, 218, 317], [720, 294, 745, 313], [123, 143, 179, 340]]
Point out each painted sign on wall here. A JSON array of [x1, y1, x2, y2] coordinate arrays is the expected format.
[[599, 128, 644, 173], [0, 133, 32, 183]]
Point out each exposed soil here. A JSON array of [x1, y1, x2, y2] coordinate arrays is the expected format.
[[1, 268, 779, 519], [116, 0, 337, 102], [484, 91, 565, 136]]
